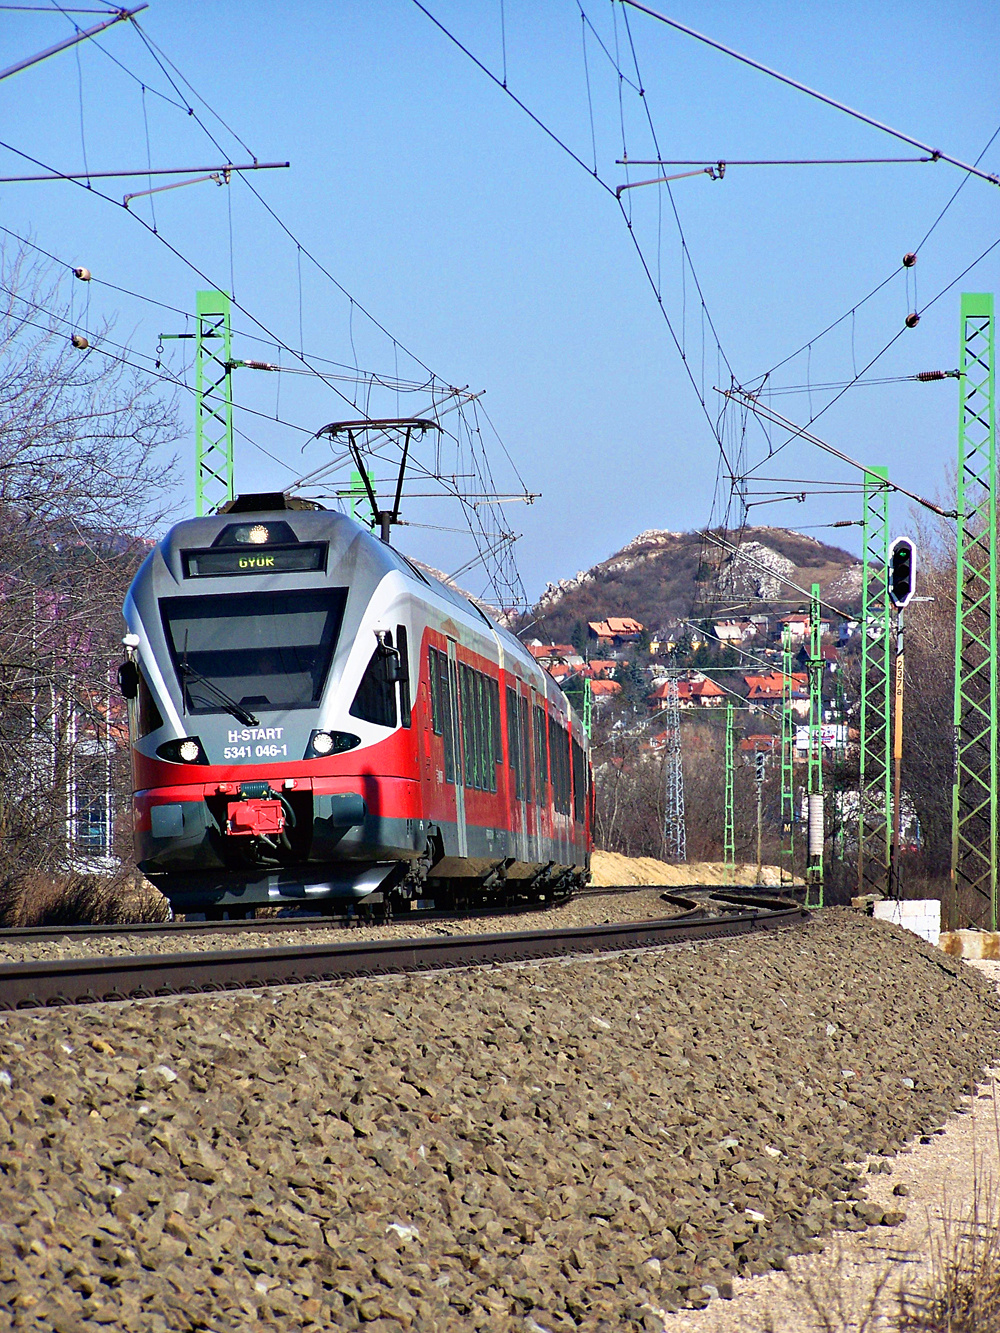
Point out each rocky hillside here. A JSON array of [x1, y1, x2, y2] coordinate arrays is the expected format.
[[525, 526, 861, 640]]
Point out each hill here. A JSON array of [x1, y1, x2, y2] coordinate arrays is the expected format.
[[522, 526, 862, 641]]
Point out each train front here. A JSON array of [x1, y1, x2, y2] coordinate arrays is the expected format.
[[119, 496, 423, 914]]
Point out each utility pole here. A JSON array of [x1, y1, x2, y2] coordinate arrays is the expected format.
[[780, 627, 795, 886], [755, 749, 767, 884], [857, 465, 891, 897], [161, 290, 234, 515], [162, 290, 289, 515], [724, 700, 735, 874], [806, 582, 824, 908], [194, 290, 234, 516], [950, 292, 998, 931], [662, 672, 687, 862]]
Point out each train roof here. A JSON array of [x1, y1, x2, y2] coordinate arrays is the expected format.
[[146, 494, 579, 732]]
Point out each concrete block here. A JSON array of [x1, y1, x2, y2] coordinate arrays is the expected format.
[[873, 898, 941, 948], [940, 929, 1000, 960]]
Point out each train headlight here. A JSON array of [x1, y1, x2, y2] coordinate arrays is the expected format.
[[156, 737, 208, 764], [246, 524, 269, 544], [304, 729, 360, 759]]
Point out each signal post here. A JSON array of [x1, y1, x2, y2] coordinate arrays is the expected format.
[[887, 537, 917, 899]]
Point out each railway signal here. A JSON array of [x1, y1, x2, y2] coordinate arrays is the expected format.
[[888, 536, 917, 609]]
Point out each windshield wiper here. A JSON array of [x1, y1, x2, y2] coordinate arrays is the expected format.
[[179, 663, 259, 727]]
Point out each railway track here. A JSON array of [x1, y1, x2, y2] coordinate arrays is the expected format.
[[0, 881, 768, 941], [0, 890, 808, 1010]]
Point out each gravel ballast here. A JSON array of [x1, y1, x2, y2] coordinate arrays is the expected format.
[[0, 910, 997, 1332]]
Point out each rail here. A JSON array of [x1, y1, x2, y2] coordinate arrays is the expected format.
[[0, 890, 808, 1010]]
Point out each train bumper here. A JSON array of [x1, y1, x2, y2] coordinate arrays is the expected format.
[[148, 862, 398, 912]]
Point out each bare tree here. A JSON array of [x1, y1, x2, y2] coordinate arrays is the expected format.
[[0, 245, 181, 917]]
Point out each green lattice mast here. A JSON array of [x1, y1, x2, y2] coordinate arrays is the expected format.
[[195, 289, 234, 516], [780, 626, 795, 884], [805, 582, 824, 907], [857, 466, 891, 897], [724, 700, 735, 873], [949, 292, 998, 930]]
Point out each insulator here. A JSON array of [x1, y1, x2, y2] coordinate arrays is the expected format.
[[808, 793, 824, 856], [73, 266, 91, 281], [902, 253, 917, 268], [916, 369, 945, 381], [245, 359, 279, 371], [71, 333, 89, 349], [905, 312, 920, 328]]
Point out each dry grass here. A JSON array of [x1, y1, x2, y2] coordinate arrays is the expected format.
[[0, 868, 169, 926], [897, 1196, 1000, 1331], [756, 1244, 896, 1333]]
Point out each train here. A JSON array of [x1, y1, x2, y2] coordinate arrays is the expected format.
[[118, 492, 592, 916]]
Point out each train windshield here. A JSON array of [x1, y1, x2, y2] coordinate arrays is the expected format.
[[160, 588, 348, 714]]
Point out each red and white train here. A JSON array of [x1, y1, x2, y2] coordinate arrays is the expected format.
[[118, 493, 591, 915]]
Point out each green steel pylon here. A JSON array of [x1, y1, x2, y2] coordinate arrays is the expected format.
[[805, 582, 824, 907], [780, 627, 795, 885], [724, 700, 735, 872], [857, 466, 891, 897], [949, 292, 998, 930], [195, 289, 234, 516]]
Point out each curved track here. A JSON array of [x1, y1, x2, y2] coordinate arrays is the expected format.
[[0, 890, 808, 1010]]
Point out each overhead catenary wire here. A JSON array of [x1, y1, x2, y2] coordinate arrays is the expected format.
[[412, 0, 737, 478], [618, 0, 1000, 190], [6, 16, 533, 609], [722, 390, 954, 518], [619, 157, 939, 167], [736, 225, 1000, 486], [700, 530, 855, 620]]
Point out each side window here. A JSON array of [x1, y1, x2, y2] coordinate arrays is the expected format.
[[428, 646, 456, 782], [519, 694, 533, 804], [490, 677, 502, 763], [429, 646, 442, 735], [507, 684, 522, 800], [461, 664, 478, 791], [572, 738, 586, 823], [396, 625, 411, 728], [548, 714, 571, 814], [534, 703, 548, 806], [137, 669, 164, 738], [350, 633, 398, 728]]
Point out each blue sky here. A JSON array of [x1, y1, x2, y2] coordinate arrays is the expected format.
[[2, 1, 998, 604]]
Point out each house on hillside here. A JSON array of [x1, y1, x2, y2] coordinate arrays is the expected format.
[[712, 621, 745, 643], [780, 612, 831, 639], [590, 679, 622, 707], [525, 641, 574, 667], [588, 616, 644, 647], [739, 734, 779, 753], [585, 659, 618, 680], [648, 675, 726, 711], [743, 670, 809, 717]]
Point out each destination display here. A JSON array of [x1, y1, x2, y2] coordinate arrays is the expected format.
[[183, 544, 326, 578]]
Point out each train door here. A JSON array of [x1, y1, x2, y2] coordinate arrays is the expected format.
[[506, 679, 528, 862], [446, 640, 468, 858], [525, 688, 539, 862]]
